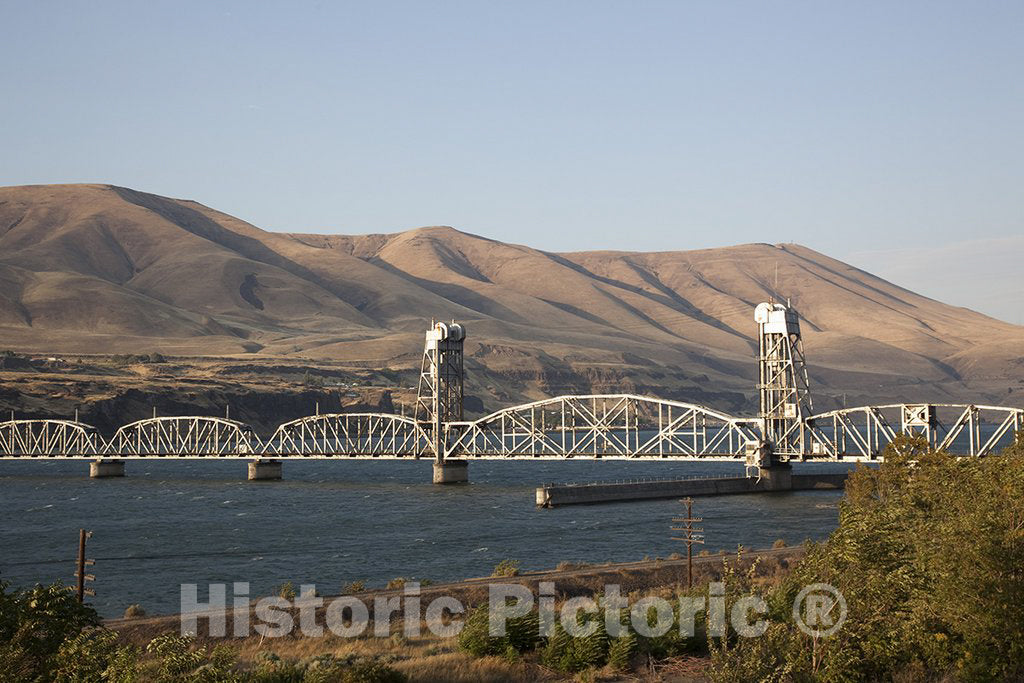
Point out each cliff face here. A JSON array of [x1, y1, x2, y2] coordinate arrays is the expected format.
[[1, 183, 1021, 415]]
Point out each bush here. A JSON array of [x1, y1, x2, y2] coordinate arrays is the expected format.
[[52, 629, 139, 683], [0, 587, 413, 682], [458, 591, 709, 675], [385, 577, 406, 591], [491, 559, 520, 577], [710, 434, 1024, 681], [606, 632, 638, 671], [771, 538, 787, 549], [341, 580, 366, 595], [123, 604, 146, 618], [340, 658, 407, 683], [277, 581, 297, 600], [251, 651, 306, 682], [539, 611, 609, 673], [302, 371, 325, 387], [145, 633, 240, 682], [555, 561, 590, 571], [0, 580, 102, 679], [457, 603, 541, 658]]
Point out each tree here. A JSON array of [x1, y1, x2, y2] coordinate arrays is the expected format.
[[712, 432, 1024, 681]]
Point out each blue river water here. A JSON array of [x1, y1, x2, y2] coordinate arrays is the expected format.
[[0, 459, 851, 618]]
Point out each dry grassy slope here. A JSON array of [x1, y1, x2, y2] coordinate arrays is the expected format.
[[0, 183, 1021, 411]]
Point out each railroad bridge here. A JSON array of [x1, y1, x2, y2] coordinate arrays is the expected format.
[[1, 302, 1021, 483]]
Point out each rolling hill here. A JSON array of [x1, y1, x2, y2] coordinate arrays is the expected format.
[[1, 183, 1021, 415]]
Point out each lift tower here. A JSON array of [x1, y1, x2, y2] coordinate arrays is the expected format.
[[416, 321, 468, 482], [755, 301, 813, 458]]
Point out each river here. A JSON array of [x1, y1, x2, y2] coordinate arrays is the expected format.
[[1, 459, 850, 618]]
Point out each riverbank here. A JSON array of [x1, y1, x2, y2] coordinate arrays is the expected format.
[[108, 545, 802, 641], [107, 546, 802, 682]]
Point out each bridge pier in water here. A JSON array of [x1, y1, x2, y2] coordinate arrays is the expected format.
[[756, 462, 792, 490], [89, 459, 124, 478], [248, 459, 282, 481], [432, 459, 468, 484]]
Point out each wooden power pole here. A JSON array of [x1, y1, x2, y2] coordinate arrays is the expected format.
[[74, 529, 96, 603], [671, 498, 704, 589]]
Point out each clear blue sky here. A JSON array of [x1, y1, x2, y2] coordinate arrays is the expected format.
[[2, 1, 1021, 321]]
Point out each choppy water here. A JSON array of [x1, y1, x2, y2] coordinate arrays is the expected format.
[[0, 460, 850, 618]]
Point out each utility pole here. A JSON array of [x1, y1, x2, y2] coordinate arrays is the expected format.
[[671, 498, 704, 589], [74, 529, 96, 603]]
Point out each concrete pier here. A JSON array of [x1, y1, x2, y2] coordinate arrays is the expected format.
[[535, 470, 847, 507], [757, 462, 792, 491], [247, 459, 282, 481], [432, 459, 469, 484], [89, 459, 125, 478]]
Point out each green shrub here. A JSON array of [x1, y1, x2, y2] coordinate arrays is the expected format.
[[457, 603, 541, 658], [710, 434, 1024, 681], [606, 632, 637, 672], [538, 620, 574, 671], [123, 604, 146, 618], [145, 633, 240, 682], [491, 559, 520, 577], [340, 658, 406, 683], [0, 580, 102, 679], [53, 629, 139, 683], [555, 560, 590, 571]]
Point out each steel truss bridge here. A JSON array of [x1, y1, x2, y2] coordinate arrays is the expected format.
[[1, 310, 1021, 464], [2, 398, 1020, 463]]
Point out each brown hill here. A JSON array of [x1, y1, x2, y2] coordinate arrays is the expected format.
[[1, 183, 1021, 414]]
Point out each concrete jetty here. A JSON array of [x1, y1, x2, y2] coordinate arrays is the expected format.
[[535, 471, 847, 507]]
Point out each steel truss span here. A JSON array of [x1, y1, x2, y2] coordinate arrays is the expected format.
[[806, 404, 1024, 460], [0, 419, 102, 458], [264, 413, 430, 458], [104, 417, 256, 457], [445, 394, 761, 460], [3, 309, 1022, 462]]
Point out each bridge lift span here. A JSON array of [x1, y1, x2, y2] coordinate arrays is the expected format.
[[0, 303, 1021, 482]]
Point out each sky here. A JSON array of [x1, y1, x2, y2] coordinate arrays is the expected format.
[[1, 1, 1021, 322]]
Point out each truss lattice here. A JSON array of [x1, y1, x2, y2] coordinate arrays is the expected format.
[[264, 413, 429, 457], [444, 395, 761, 460], [0, 419, 101, 457], [104, 417, 255, 457], [806, 404, 1023, 459]]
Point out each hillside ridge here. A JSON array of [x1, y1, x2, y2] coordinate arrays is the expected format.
[[1, 183, 1021, 411]]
